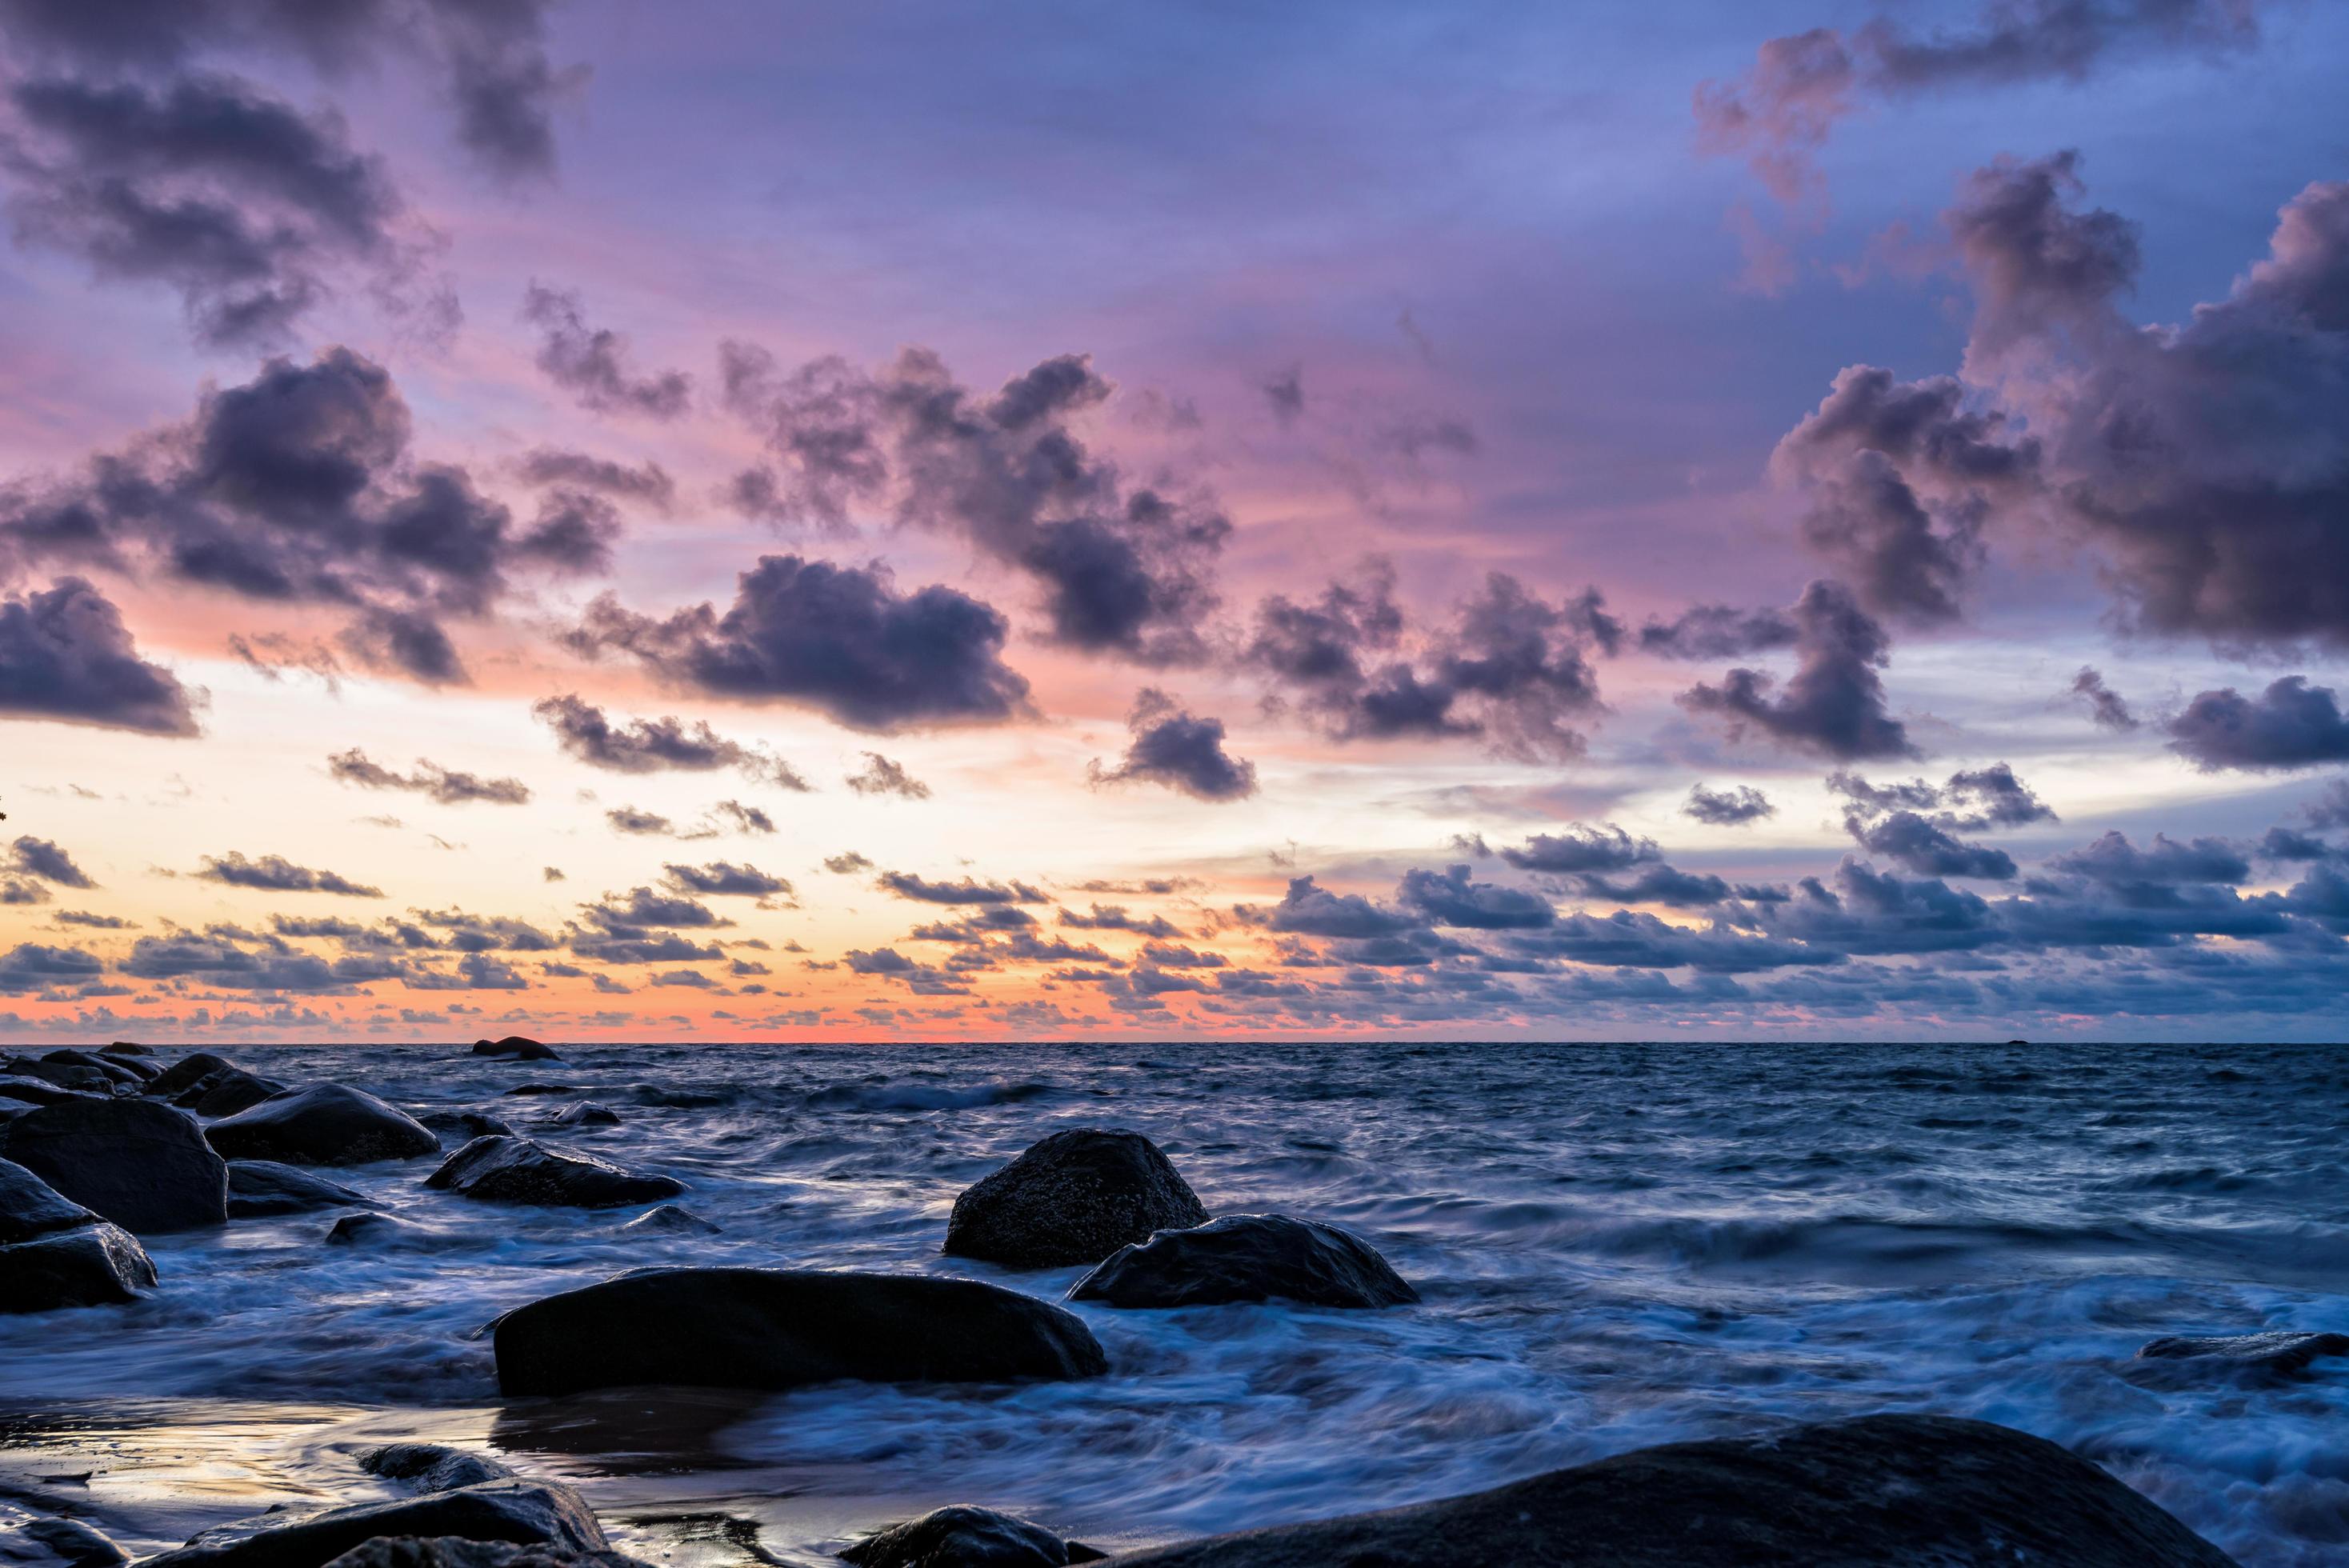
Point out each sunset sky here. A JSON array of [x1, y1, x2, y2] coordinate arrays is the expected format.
[[2, 0, 2345, 1042]]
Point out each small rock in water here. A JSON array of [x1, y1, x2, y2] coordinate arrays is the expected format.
[[499, 1085, 574, 1098], [2138, 1330, 2349, 1375], [618, 1204, 720, 1236], [226, 1162, 374, 1219], [426, 1136, 685, 1209], [1, 1098, 227, 1232], [545, 1103, 619, 1130], [206, 1086, 441, 1167], [326, 1213, 447, 1249], [358, 1445, 516, 1494], [474, 1038, 562, 1062], [1068, 1214, 1417, 1310], [943, 1128, 1209, 1269], [839, 1506, 1103, 1568], [420, 1112, 517, 1142], [493, 1266, 1107, 1397]]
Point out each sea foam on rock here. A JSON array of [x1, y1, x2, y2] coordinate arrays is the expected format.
[[492, 1266, 1108, 1396], [1104, 1414, 2240, 1567], [943, 1129, 1208, 1269], [838, 1506, 1103, 1568], [1068, 1214, 1417, 1309], [206, 1086, 440, 1166], [1, 1098, 226, 1232], [426, 1136, 684, 1209]]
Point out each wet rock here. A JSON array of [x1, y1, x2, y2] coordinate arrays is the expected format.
[[1107, 1414, 2239, 1568], [206, 1086, 440, 1166], [1068, 1214, 1417, 1310], [146, 1052, 242, 1101], [0, 1098, 227, 1232], [187, 1070, 290, 1118], [0, 1222, 158, 1312], [544, 1103, 618, 1130], [839, 1506, 1103, 1568], [943, 1129, 1208, 1269], [498, 1085, 572, 1098], [326, 1212, 446, 1249], [226, 1162, 374, 1219], [6, 1062, 114, 1094], [141, 1478, 610, 1568], [2138, 1330, 2349, 1376], [618, 1205, 720, 1237], [474, 1038, 561, 1062], [2, 1517, 130, 1568], [102, 1042, 151, 1056], [320, 1540, 650, 1568], [426, 1136, 684, 1210], [41, 1050, 145, 1089], [358, 1445, 515, 1494], [0, 1078, 102, 1110], [494, 1266, 1108, 1397], [420, 1111, 517, 1142], [0, 1155, 96, 1244]]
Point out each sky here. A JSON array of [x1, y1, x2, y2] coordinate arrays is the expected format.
[[0, 0, 2345, 1043]]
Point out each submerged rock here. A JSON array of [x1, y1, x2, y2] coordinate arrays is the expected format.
[[0, 1220, 158, 1312], [226, 1162, 374, 1218], [618, 1204, 720, 1236], [493, 1266, 1108, 1397], [839, 1506, 1102, 1568], [2138, 1331, 2349, 1376], [320, 1540, 650, 1568], [474, 1038, 561, 1061], [358, 1445, 515, 1494], [1111, 1414, 2238, 1567], [426, 1136, 683, 1210], [1, 1098, 226, 1232], [1068, 1214, 1417, 1310], [326, 1212, 446, 1249], [419, 1111, 517, 1142], [943, 1129, 1209, 1270], [545, 1103, 619, 1130], [206, 1086, 440, 1166]]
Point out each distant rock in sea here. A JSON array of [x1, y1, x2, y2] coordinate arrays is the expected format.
[[474, 1038, 562, 1062]]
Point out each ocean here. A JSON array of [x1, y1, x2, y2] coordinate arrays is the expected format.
[[3, 1041, 2347, 1566]]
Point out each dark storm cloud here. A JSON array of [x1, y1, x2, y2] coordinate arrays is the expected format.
[[1679, 580, 1917, 760], [1636, 603, 1799, 662], [2041, 830, 2251, 891], [2071, 666, 2139, 730], [566, 554, 1032, 733], [531, 694, 810, 790], [1238, 875, 1422, 939], [0, 0, 578, 182], [877, 871, 1046, 906], [1683, 783, 1775, 826], [326, 747, 531, 805], [2167, 678, 2349, 770], [1501, 823, 1658, 875], [0, 577, 201, 734], [1697, 2, 2268, 202], [1087, 689, 1257, 802], [0, 350, 612, 686], [194, 850, 382, 896], [0, 940, 102, 993], [720, 343, 1230, 663], [580, 886, 728, 931], [522, 283, 693, 419], [0, 70, 422, 346], [513, 449, 676, 510], [1247, 568, 1608, 762], [662, 862, 791, 898], [1845, 811, 2017, 880], [1827, 763, 2054, 878], [844, 753, 930, 800], [10, 836, 94, 888]]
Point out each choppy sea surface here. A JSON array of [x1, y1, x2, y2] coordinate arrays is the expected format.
[[5, 1041, 2349, 1566]]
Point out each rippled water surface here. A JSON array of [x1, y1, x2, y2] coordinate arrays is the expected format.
[[6, 1041, 2349, 1565]]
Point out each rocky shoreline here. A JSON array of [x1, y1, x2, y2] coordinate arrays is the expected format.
[[0, 1042, 2299, 1566]]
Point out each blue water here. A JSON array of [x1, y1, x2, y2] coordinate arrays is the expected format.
[[4, 1042, 2348, 1565]]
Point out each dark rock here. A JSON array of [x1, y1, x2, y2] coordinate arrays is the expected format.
[[104, 1041, 152, 1054], [7, 1517, 130, 1568], [943, 1129, 1209, 1270], [498, 1085, 573, 1098], [206, 1086, 439, 1166], [420, 1112, 517, 1142], [320, 1540, 650, 1568], [146, 1052, 242, 1101], [95, 1050, 161, 1078], [1107, 1414, 2239, 1568], [840, 1506, 1102, 1568], [226, 1162, 374, 1218], [2139, 1331, 2349, 1376], [0, 1155, 97, 1244], [326, 1214, 449, 1250], [0, 1077, 102, 1109], [0, 1222, 158, 1312], [545, 1103, 619, 1130], [41, 1050, 145, 1088], [1, 1098, 227, 1232], [493, 1266, 1108, 1397], [1068, 1214, 1417, 1310], [189, 1070, 290, 1118], [426, 1136, 684, 1210], [140, 1477, 610, 1568], [7, 1062, 114, 1094], [618, 1205, 720, 1237], [474, 1038, 561, 1062], [358, 1444, 514, 1494]]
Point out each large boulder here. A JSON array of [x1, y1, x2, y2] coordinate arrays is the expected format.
[[226, 1161, 374, 1218], [206, 1086, 439, 1166], [493, 1267, 1108, 1397], [188, 1070, 290, 1118], [942, 1130, 1208, 1269], [0, 1154, 159, 1313], [5, 1060, 114, 1094], [1067, 1214, 1416, 1310], [1, 1098, 226, 1232], [473, 1038, 561, 1062], [0, 1154, 95, 1244], [146, 1052, 242, 1100], [1106, 1414, 2239, 1568], [426, 1136, 683, 1210], [840, 1507, 1102, 1568]]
